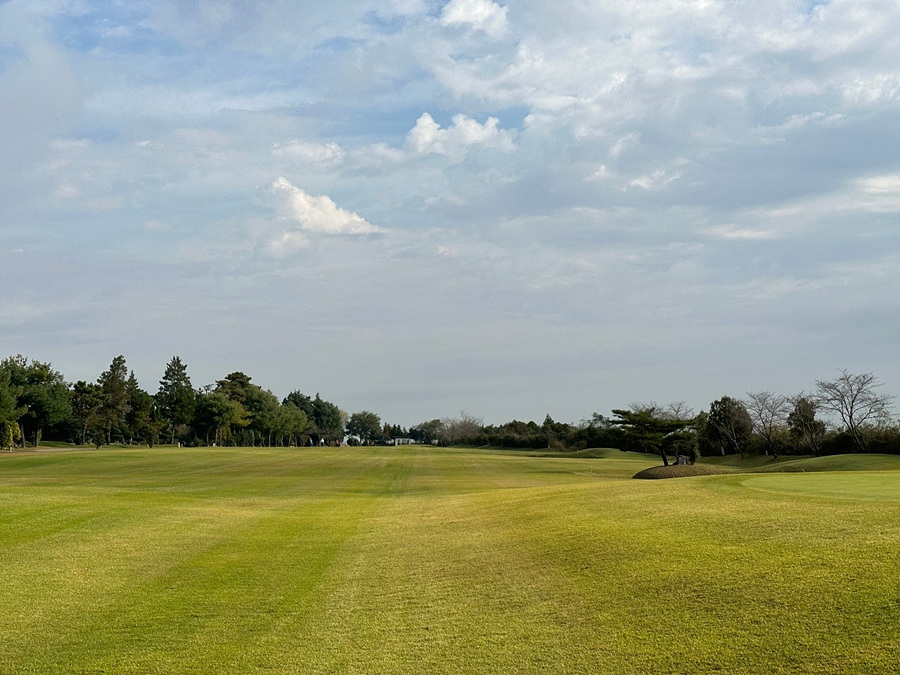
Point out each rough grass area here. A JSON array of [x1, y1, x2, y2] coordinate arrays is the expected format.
[[1, 446, 899, 673], [633, 463, 736, 479]]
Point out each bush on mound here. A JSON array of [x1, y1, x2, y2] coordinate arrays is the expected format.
[[633, 464, 735, 479]]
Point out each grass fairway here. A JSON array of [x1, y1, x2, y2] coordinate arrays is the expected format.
[[1, 447, 899, 674]]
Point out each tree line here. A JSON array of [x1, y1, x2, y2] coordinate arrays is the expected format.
[[1, 355, 897, 460], [471, 371, 898, 461], [0, 355, 345, 450]]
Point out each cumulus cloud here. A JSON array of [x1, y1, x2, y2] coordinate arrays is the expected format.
[[440, 0, 508, 38], [270, 177, 382, 235], [842, 74, 900, 105], [405, 112, 515, 156]]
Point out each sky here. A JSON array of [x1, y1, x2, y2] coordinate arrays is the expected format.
[[1, 0, 899, 426]]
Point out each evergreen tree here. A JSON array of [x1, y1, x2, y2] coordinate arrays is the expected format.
[[97, 355, 130, 445], [312, 394, 343, 444], [0, 369, 24, 451], [283, 390, 314, 417], [347, 410, 381, 445], [216, 372, 254, 404], [126, 371, 162, 445], [243, 386, 280, 446], [0, 355, 71, 447], [273, 404, 309, 446], [704, 396, 753, 458], [195, 390, 249, 446], [787, 396, 826, 456], [71, 381, 103, 446], [611, 406, 696, 466], [157, 356, 195, 444]]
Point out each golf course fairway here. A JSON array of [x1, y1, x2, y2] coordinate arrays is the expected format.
[[0, 445, 898, 674]]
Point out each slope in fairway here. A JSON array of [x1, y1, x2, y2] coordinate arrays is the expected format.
[[740, 471, 900, 501], [0, 446, 898, 674]]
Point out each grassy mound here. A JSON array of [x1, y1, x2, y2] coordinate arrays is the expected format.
[[633, 463, 737, 479], [754, 453, 900, 473]]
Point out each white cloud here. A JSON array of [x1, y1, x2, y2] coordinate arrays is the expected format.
[[585, 164, 611, 182], [405, 112, 515, 156], [273, 141, 344, 166], [856, 173, 900, 195], [0, 1, 82, 208], [751, 172, 900, 226], [270, 177, 382, 235], [264, 230, 310, 258], [6, 0, 900, 424], [628, 167, 683, 191], [703, 225, 778, 241], [440, 0, 508, 38]]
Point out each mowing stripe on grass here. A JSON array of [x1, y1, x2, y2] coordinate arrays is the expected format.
[[1, 446, 898, 673]]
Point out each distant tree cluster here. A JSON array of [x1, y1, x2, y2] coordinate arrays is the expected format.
[[573, 371, 898, 461], [474, 415, 572, 450], [409, 370, 899, 462], [1, 356, 897, 460], [0, 355, 344, 449]]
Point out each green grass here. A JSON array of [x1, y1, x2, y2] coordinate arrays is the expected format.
[[1, 446, 898, 673]]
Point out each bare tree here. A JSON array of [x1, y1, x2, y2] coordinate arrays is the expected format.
[[438, 411, 483, 445], [815, 370, 895, 452], [661, 401, 695, 420], [744, 391, 789, 458], [627, 402, 695, 420], [627, 401, 658, 414]]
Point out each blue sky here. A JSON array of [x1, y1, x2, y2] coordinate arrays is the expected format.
[[1, 0, 899, 425]]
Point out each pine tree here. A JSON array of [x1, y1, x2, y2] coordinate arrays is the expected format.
[[157, 356, 195, 444], [97, 355, 130, 445]]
